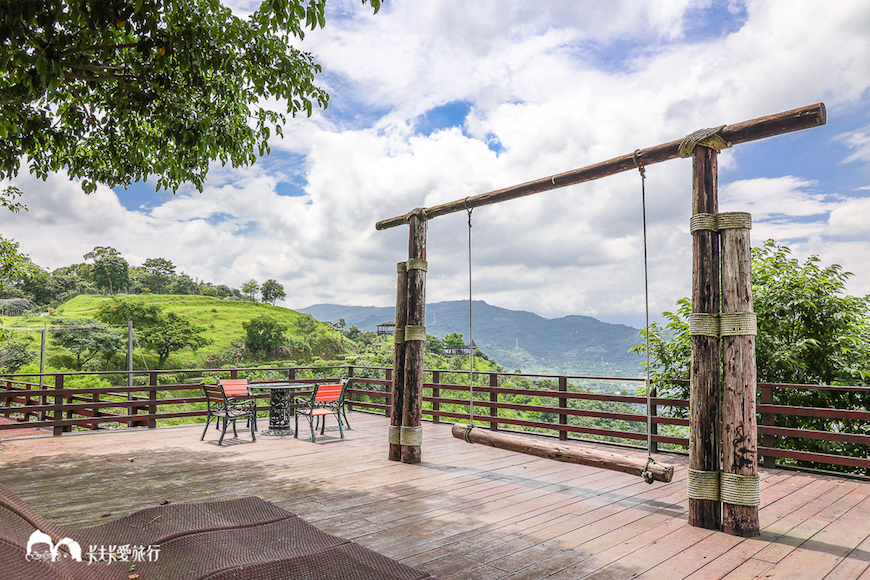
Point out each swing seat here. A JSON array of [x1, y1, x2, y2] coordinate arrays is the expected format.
[[452, 424, 673, 483]]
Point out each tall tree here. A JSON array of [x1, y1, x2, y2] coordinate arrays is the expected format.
[[142, 257, 175, 293], [0, 236, 37, 290], [91, 255, 130, 294], [260, 278, 286, 305], [138, 311, 211, 369], [242, 279, 260, 301], [242, 315, 288, 356], [1, 0, 380, 195], [83, 246, 121, 262], [96, 298, 164, 328]]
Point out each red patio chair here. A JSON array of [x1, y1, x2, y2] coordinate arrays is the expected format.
[[201, 379, 257, 445], [294, 379, 350, 442]]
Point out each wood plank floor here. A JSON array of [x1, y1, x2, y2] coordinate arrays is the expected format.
[[1, 412, 868, 579]]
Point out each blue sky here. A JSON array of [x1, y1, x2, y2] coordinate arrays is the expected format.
[[3, 0, 870, 328]]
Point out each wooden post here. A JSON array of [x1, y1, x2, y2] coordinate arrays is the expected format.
[[721, 218, 760, 537], [432, 370, 441, 424], [689, 146, 722, 530], [558, 376, 568, 441], [389, 261, 408, 461], [402, 212, 427, 464], [489, 373, 499, 431], [760, 384, 775, 468], [52, 374, 64, 437], [148, 372, 158, 429]]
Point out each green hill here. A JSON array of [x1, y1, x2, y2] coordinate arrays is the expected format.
[[54, 294, 323, 354], [0, 294, 345, 371]]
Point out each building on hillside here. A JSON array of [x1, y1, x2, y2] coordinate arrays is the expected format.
[[443, 339, 478, 357], [376, 321, 395, 336]]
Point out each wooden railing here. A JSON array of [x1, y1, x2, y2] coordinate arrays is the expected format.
[[1, 366, 868, 475]]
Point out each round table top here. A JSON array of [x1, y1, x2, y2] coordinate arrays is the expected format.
[[248, 382, 314, 390]]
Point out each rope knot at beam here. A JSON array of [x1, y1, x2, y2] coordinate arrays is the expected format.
[[679, 125, 732, 158], [403, 208, 429, 223]]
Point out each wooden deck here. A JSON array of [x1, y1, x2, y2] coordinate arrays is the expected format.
[[1, 412, 869, 579]]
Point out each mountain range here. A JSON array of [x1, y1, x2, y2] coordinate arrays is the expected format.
[[297, 300, 644, 377]]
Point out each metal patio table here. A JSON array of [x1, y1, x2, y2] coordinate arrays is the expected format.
[[248, 382, 314, 436]]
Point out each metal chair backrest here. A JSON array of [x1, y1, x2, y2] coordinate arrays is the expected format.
[[314, 383, 344, 403], [203, 383, 227, 406], [219, 378, 250, 398]]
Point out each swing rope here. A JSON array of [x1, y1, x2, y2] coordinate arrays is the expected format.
[[634, 150, 656, 485], [467, 206, 475, 431]]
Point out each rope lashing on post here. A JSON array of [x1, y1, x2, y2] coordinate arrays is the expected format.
[[388, 425, 401, 444], [690, 212, 752, 233], [400, 425, 423, 446], [678, 125, 731, 157], [687, 469, 760, 506], [687, 469, 721, 501], [406, 258, 428, 271], [720, 473, 761, 507], [404, 325, 427, 341]]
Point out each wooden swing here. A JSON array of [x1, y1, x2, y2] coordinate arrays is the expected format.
[[446, 165, 674, 485], [377, 103, 826, 537]]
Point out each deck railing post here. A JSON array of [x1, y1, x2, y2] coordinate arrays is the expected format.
[[148, 372, 158, 429], [489, 373, 499, 431], [649, 383, 659, 453], [52, 374, 64, 436], [384, 368, 392, 418], [347, 366, 356, 413], [432, 371, 440, 424], [558, 376, 568, 441], [760, 384, 775, 468]]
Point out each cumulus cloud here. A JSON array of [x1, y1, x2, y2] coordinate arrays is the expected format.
[[5, 0, 870, 327]]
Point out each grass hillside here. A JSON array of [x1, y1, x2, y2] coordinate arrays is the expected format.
[[54, 294, 327, 355]]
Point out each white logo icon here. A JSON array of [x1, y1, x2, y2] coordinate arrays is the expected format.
[[25, 530, 83, 562]]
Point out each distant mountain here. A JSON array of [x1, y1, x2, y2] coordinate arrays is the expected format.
[[297, 300, 644, 377]]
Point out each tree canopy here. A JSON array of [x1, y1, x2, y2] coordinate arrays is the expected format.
[[91, 254, 130, 293], [1, 0, 380, 194], [636, 240, 870, 472], [0, 236, 37, 291], [260, 278, 286, 305], [638, 240, 870, 393]]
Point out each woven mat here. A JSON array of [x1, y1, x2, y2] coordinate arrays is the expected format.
[[1, 483, 438, 580]]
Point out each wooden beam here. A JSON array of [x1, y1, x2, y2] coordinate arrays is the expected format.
[[375, 103, 826, 230], [451, 424, 674, 483]]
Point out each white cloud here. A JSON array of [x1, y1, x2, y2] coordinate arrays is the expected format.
[[5, 0, 870, 327]]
